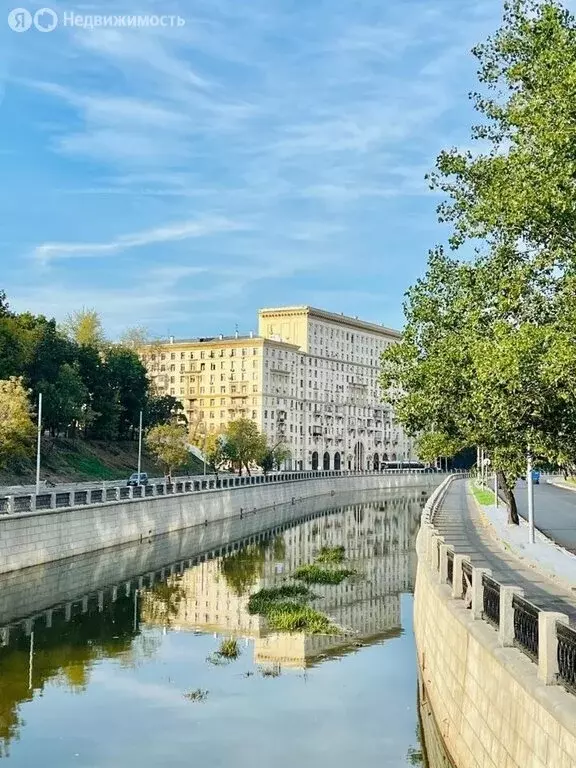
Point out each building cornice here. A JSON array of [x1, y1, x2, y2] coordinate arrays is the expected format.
[[258, 305, 402, 338]]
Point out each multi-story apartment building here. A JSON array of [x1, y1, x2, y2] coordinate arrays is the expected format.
[[140, 305, 416, 471]]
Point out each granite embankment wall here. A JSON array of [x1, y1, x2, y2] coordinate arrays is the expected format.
[[414, 485, 576, 768], [0, 473, 440, 575], [0, 485, 426, 628]]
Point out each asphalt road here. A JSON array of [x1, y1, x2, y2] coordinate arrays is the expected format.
[[514, 479, 576, 553]]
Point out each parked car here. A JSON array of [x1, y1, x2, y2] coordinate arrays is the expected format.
[[127, 472, 148, 486]]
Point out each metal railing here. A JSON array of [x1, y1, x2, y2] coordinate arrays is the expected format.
[[0, 468, 445, 516], [421, 477, 576, 699], [462, 560, 473, 598], [447, 549, 454, 586], [482, 574, 500, 628], [512, 594, 539, 663], [557, 622, 576, 694]]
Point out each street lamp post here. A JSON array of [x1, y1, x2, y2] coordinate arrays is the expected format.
[[527, 451, 535, 544], [137, 409, 143, 485], [35, 393, 42, 495], [494, 470, 499, 508]]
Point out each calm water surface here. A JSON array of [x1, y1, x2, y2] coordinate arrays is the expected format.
[[0, 489, 443, 767]]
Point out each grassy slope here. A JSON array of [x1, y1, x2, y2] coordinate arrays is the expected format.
[[0, 437, 204, 485]]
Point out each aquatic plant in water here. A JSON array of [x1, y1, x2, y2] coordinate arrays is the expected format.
[[247, 584, 314, 615], [218, 638, 240, 659], [265, 602, 337, 634], [315, 545, 346, 564], [260, 665, 281, 678], [247, 585, 338, 634], [184, 689, 209, 702], [293, 564, 356, 585], [207, 637, 241, 664]]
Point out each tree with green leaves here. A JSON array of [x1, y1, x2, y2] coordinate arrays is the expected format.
[[144, 394, 187, 430], [105, 347, 148, 439], [224, 419, 267, 475], [61, 308, 106, 348], [201, 431, 229, 476], [0, 378, 35, 468], [145, 423, 190, 477], [260, 442, 291, 474], [382, 0, 576, 522]]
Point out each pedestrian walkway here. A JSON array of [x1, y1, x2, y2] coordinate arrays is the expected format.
[[434, 478, 576, 624]]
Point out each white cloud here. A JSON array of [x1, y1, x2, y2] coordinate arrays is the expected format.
[[33, 217, 247, 264]]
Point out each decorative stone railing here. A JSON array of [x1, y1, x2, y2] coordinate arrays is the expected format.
[[421, 475, 576, 696], [0, 467, 440, 516]]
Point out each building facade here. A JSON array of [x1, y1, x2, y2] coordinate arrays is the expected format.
[[140, 306, 416, 471]]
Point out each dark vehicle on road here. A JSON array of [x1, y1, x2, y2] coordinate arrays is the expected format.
[[127, 472, 148, 486]]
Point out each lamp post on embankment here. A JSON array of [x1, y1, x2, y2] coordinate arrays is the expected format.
[[527, 450, 535, 544]]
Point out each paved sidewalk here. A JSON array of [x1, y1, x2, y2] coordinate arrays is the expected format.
[[434, 478, 576, 624]]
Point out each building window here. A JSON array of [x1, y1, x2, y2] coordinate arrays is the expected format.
[[252, 410, 257, 419]]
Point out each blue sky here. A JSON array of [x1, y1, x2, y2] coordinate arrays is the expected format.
[[1, 0, 512, 338]]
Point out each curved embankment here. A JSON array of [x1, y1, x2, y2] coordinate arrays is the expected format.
[[415, 478, 576, 768], [0, 472, 441, 575]]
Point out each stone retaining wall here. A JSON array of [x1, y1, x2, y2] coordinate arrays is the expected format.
[[415, 505, 576, 768], [0, 473, 440, 575]]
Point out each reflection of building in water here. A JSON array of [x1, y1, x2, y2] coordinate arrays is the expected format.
[[142, 496, 421, 668]]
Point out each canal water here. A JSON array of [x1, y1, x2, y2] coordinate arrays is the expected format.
[[0, 487, 449, 766]]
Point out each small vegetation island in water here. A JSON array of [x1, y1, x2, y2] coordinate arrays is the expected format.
[[315, 545, 346, 564], [207, 637, 241, 665], [245, 546, 359, 634]]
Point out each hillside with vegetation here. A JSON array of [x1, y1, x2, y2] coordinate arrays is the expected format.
[[0, 293, 199, 484]]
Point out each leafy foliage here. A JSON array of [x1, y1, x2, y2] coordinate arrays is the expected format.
[[145, 423, 190, 475], [0, 378, 35, 468], [61, 308, 106, 348], [223, 418, 267, 475], [0, 293, 184, 465], [381, 1, 576, 521]]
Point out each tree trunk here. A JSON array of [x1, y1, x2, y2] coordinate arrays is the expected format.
[[496, 470, 519, 525]]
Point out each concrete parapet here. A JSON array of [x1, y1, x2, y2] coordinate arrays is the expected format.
[[539, 611, 569, 685], [499, 586, 524, 647]]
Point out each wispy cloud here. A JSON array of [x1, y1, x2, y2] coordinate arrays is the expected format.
[[2, 0, 509, 335], [34, 217, 247, 264]]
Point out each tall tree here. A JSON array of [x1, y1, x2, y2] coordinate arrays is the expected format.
[[119, 326, 150, 351], [62, 308, 106, 348], [145, 423, 190, 477], [105, 347, 148, 439], [0, 378, 35, 468], [224, 419, 267, 475], [382, 0, 576, 522]]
